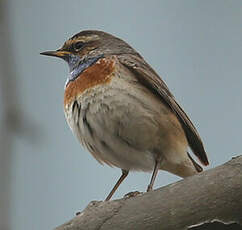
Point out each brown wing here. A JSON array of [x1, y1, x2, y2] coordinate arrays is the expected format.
[[118, 54, 209, 166]]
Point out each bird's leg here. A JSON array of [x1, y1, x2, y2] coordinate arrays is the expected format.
[[147, 155, 162, 192], [105, 169, 129, 201]]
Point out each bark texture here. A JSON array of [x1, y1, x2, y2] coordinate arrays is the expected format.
[[55, 156, 242, 230]]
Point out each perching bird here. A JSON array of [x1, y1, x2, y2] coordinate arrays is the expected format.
[[41, 30, 209, 201]]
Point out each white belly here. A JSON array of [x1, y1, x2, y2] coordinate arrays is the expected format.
[[64, 76, 190, 174]]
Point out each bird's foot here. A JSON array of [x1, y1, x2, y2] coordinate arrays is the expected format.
[[124, 191, 143, 199], [146, 185, 153, 192]]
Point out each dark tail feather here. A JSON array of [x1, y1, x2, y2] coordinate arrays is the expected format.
[[187, 152, 203, 173]]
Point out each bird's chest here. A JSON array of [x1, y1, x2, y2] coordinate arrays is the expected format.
[[64, 57, 116, 107], [63, 57, 160, 170], [64, 56, 116, 131], [64, 84, 113, 145], [63, 56, 121, 146]]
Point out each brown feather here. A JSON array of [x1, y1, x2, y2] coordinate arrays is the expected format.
[[187, 152, 203, 172], [118, 54, 209, 166]]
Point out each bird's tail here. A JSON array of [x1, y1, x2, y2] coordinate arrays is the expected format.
[[187, 152, 203, 173], [161, 151, 203, 178]]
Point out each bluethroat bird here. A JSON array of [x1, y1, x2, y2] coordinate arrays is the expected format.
[[41, 30, 209, 201]]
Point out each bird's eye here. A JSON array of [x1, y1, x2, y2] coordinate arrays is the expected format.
[[73, 42, 84, 51]]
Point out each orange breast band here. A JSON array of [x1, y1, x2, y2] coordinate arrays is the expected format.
[[64, 57, 116, 106]]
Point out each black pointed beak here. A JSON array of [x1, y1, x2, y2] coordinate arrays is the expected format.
[[40, 50, 70, 60]]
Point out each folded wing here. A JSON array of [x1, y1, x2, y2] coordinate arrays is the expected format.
[[118, 54, 209, 166]]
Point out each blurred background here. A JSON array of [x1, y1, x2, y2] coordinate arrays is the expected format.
[[0, 0, 241, 229]]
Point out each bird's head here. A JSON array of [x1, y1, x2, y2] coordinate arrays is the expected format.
[[41, 30, 136, 82]]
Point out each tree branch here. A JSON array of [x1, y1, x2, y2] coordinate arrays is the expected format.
[[55, 156, 242, 230]]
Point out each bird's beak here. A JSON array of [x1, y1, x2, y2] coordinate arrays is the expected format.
[[40, 50, 70, 59]]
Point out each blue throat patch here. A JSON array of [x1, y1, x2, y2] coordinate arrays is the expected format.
[[67, 54, 104, 85]]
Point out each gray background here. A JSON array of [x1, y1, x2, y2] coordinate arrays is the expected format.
[[0, 0, 241, 229]]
